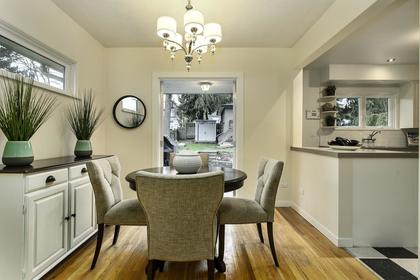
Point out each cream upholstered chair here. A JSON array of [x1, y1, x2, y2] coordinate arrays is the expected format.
[[169, 152, 209, 168], [136, 171, 224, 280], [217, 159, 284, 271], [86, 156, 147, 270]]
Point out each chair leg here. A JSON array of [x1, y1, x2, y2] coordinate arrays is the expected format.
[[267, 222, 279, 267], [158, 260, 165, 272], [147, 260, 156, 280], [215, 224, 226, 272], [257, 223, 264, 243], [207, 259, 215, 280], [112, 225, 120, 246], [91, 224, 104, 270]]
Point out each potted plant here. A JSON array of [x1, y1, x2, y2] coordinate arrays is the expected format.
[[325, 115, 336, 127], [322, 84, 336, 97], [0, 75, 56, 166], [66, 90, 103, 158]]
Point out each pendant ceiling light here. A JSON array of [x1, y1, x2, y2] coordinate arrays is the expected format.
[[156, 0, 222, 71], [199, 82, 212, 92]]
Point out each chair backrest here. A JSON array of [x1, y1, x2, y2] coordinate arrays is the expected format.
[[254, 158, 284, 221], [86, 156, 123, 224], [169, 152, 209, 168], [136, 171, 224, 262]]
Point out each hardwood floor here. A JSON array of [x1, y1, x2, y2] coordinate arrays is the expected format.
[[43, 208, 377, 280]]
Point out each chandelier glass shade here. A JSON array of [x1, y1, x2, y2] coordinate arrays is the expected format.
[[156, 0, 222, 71]]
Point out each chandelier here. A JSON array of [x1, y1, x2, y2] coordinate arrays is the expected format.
[[156, 0, 222, 71]]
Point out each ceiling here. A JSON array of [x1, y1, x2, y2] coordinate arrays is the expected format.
[[162, 79, 234, 94], [307, 0, 419, 68], [52, 0, 335, 48]]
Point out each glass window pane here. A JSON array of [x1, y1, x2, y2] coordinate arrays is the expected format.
[[366, 97, 389, 127], [0, 35, 65, 90], [336, 97, 359, 127]]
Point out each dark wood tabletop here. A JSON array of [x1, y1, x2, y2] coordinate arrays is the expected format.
[[125, 166, 247, 193]]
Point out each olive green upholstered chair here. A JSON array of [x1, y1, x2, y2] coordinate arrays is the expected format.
[[169, 152, 209, 168], [86, 156, 146, 270], [136, 171, 224, 280], [217, 158, 284, 271]]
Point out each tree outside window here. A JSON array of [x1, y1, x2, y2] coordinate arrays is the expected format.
[[366, 97, 389, 127], [336, 97, 359, 127]]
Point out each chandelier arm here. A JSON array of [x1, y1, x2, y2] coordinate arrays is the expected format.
[[164, 38, 187, 55], [191, 43, 213, 54]]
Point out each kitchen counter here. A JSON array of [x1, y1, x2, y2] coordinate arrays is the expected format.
[[291, 146, 418, 158], [290, 146, 418, 248]]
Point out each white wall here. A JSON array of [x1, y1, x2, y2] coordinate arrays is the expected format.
[[105, 48, 295, 200], [0, 0, 107, 159], [327, 64, 419, 82], [400, 82, 419, 128]]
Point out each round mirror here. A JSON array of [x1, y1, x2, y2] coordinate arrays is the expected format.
[[113, 95, 146, 129]]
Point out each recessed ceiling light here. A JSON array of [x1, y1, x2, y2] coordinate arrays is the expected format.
[[386, 58, 396, 63]]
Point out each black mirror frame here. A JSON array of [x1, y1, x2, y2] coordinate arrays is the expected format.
[[112, 95, 147, 129]]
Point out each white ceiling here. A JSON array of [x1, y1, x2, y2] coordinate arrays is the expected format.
[[52, 0, 335, 47], [307, 0, 419, 68], [162, 79, 234, 94]]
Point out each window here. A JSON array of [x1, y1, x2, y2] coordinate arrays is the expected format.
[[0, 35, 65, 90], [335, 96, 393, 128], [366, 97, 390, 127], [336, 97, 360, 127]]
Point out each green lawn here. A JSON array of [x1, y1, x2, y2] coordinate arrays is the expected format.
[[179, 141, 234, 153]]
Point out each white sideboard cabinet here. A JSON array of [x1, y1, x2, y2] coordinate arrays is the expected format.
[[0, 156, 110, 280]]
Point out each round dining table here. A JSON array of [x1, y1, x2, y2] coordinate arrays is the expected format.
[[125, 166, 246, 273], [125, 166, 247, 192]]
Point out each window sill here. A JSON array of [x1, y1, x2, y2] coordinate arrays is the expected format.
[[0, 70, 77, 99]]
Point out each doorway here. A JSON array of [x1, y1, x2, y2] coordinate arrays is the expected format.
[[161, 79, 236, 168]]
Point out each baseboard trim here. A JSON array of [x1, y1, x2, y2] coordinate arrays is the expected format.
[[290, 202, 353, 248], [275, 200, 292, 207]]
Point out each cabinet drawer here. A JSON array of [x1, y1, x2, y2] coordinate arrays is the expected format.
[[69, 164, 89, 181], [25, 169, 68, 193]]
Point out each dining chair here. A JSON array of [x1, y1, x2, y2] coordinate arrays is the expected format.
[[169, 152, 209, 167], [136, 171, 224, 280], [217, 158, 284, 271], [86, 156, 147, 270]]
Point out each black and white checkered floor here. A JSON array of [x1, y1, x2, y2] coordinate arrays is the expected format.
[[347, 247, 418, 280]]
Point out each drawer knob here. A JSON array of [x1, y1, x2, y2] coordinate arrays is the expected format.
[[71, 213, 76, 218], [46, 175, 56, 184], [64, 216, 70, 221], [81, 167, 88, 174]]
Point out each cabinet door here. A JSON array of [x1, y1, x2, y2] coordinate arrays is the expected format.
[[70, 179, 95, 248], [25, 183, 68, 279]]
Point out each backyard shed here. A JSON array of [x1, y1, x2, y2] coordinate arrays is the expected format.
[[195, 120, 217, 143]]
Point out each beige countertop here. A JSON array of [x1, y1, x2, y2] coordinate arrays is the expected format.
[[291, 146, 418, 158]]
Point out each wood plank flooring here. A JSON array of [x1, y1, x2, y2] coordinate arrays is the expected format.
[[43, 208, 377, 280]]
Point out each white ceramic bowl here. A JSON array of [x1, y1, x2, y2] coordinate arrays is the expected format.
[[173, 152, 202, 174]]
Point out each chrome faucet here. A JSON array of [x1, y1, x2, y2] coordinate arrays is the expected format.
[[362, 130, 381, 148], [367, 130, 381, 140]]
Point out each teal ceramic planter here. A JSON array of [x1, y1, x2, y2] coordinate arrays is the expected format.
[[74, 140, 92, 158], [2, 141, 34, 166]]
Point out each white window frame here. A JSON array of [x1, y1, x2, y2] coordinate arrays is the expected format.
[[0, 19, 77, 97], [336, 95, 396, 129]]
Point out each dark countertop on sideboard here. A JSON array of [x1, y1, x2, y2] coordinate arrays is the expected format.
[[0, 155, 112, 174]]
